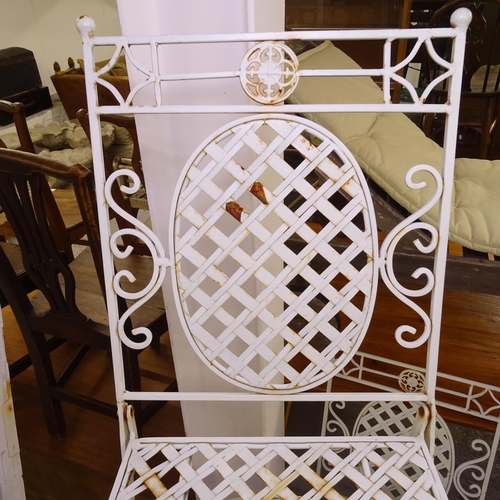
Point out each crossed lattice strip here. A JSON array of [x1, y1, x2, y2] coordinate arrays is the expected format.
[[175, 118, 376, 390], [357, 402, 418, 437], [116, 439, 440, 500], [354, 402, 453, 494]]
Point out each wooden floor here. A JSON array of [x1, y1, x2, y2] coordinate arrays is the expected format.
[[3, 279, 500, 499], [3, 302, 183, 500]]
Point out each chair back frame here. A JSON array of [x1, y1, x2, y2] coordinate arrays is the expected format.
[[77, 10, 470, 495]]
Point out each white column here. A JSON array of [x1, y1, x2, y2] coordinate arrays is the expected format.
[[116, 0, 285, 438], [0, 309, 26, 500]]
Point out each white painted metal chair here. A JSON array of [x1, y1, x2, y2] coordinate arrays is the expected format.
[[77, 9, 471, 499]]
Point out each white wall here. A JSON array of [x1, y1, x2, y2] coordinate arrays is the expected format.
[[0, 0, 121, 94], [116, 0, 285, 439], [0, 308, 26, 500]]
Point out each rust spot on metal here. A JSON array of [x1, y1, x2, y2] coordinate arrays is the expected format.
[[124, 404, 134, 419], [136, 462, 168, 497], [250, 181, 269, 205], [226, 201, 246, 222], [418, 405, 426, 417]]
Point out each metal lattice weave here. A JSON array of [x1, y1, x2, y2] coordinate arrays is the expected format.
[[112, 437, 447, 500], [353, 401, 455, 494], [173, 115, 378, 393]]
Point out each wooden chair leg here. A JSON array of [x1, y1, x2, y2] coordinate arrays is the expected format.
[[479, 100, 496, 159], [26, 331, 67, 438]]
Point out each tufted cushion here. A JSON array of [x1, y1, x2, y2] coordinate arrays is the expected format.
[[289, 41, 500, 255]]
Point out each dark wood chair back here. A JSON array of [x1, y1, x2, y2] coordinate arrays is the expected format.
[[0, 100, 86, 257], [429, 0, 500, 93], [0, 149, 111, 437], [0, 149, 103, 304], [0, 148, 171, 438], [422, 0, 500, 158], [0, 101, 36, 153]]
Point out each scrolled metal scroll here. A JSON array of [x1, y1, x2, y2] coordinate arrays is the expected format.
[[325, 401, 349, 437], [453, 439, 491, 499], [321, 401, 350, 472], [380, 164, 443, 349], [105, 169, 170, 349]]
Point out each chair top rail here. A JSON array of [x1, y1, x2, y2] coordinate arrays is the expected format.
[[95, 102, 457, 115], [79, 20, 463, 45], [77, 9, 471, 114]]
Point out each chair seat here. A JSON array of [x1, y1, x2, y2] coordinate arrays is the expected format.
[[109, 434, 448, 499]]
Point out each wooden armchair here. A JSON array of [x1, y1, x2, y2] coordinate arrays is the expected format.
[[0, 148, 172, 437], [422, 0, 500, 159], [0, 100, 86, 258]]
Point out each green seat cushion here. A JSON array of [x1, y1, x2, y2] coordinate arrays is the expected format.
[[289, 41, 500, 255]]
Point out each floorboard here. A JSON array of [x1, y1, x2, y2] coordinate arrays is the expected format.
[[2, 302, 183, 500]]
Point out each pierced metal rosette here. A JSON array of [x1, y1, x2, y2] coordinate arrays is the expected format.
[[239, 42, 299, 104], [399, 369, 426, 393]]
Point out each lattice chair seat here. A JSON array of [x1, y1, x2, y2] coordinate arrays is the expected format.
[[76, 9, 472, 500], [111, 434, 447, 499]]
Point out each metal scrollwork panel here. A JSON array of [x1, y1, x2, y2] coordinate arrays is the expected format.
[[105, 169, 170, 350], [453, 439, 493, 500], [380, 164, 443, 349]]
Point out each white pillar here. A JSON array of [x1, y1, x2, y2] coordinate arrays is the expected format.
[[116, 0, 285, 438], [0, 309, 26, 500]]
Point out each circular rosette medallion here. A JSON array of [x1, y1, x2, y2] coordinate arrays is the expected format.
[[172, 114, 379, 393], [239, 42, 299, 104]]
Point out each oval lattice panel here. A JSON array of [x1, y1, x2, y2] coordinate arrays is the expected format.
[[173, 114, 379, 393]]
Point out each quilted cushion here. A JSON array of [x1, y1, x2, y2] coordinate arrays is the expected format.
[[289, 40, 500, 256]]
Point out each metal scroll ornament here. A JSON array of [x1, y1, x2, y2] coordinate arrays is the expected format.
[[320, 401, 350, 473], [105, 169, 170, 349], [453, 440, 491, 499], [239, 42, 299, 104], [380, 164, 443, 349]]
